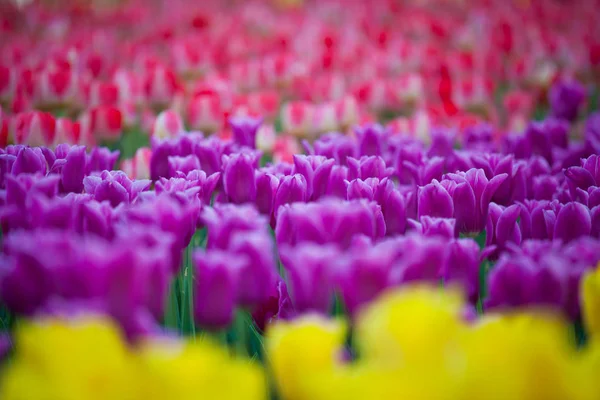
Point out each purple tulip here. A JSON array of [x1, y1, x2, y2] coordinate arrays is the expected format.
[[222, 151, 260, 204], [193, 136, 225, 176], [428, 128, 456, 158], [275, 199, 386, 249], [12, 147, 47, 176], [354, 124, 389, 157], [417, 179, 454, 219], [402, 156, 445, 186], [443, 168, 508, 234], [485, 203, 522, 257], [293, 155, 335, 200], [374, 178, 407, 235], [230, 116, 262, 149], [156, 169, 221, 204], [280, 243, 339, 314], [471, 153, 525, 205], [167, 155, 201, 178], [86, 147, 120, 175], [346, 178, 378, 201], [150, 137, 182, 181], [255, 171, 279, 217], [394, 141, 426, 184], [229, 230, 278, 307], [334, 243, 396, 315], [252, 279, 295, 332], [549, 79, 586, 122], [273, 174, 308, 218], [202, 203, 268, 249], [84, 171, 151, 207], [553, 202, 592, 243], [442, 239, 480, 303], [463, 124, 495, 151], [3, 173, 60, 205], [193, 249, 243, 330], [585, 112, 600, 153], [347, 156, 393, 181], [308, 132, 357, 165], [408, 216, 456, 239], [391, 234, 448, 283]]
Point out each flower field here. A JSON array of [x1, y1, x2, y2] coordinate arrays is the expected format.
[[1, 0, 600, 398]]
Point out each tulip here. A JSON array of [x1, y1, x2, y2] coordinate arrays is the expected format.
[[229, 230, 278, 307], [150, 137, 182, 181], [280, 243, 339, 314], [485, 203, 522, 257], [417, 179, 454, 219], [193, 136, 225, 176], [121, 147, 151, 180], [167, 154, 201, 178], [275, 199, 386, 249], [252, 280, 294, 332], [143, 65, 180, 109], [54, 145, 86, 193], [193, 249, 243, 330], [549, 79, 586, 122], [443, 168, 508, 233], [12, 111, 56, 147], [255, 171, 280, 217], [409, 216, 456, 239], [281, 101, 314, 138], [89, 106, 123, 142], [334, 243, 397, 315], [272, 174, 308, 218], [222, 151, 260, 204], [292, 154, 335, 200], [441, 239, 481, 303], [156, 169, 220, 205], [347, 155, 393, 180], [86, 147, 120, 175], [201, 203, 268, 250], [153, 109, 184, 139], [187, 92, 225, 134], [88, 81, 120, 108], [354, 123, 389, 157], [53, 118, 81, 146], [84, 171, 151, 207], [11, 146, 46, 176], [553, 202, 592, 243], [229, 115, 262, 149], [308, 132, 357, 165], [582, 265, 600, 341]]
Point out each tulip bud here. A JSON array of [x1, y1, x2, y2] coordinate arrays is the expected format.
[[193, 249, 243, 330], [281, 101, 314, 138], [222, 152, 259, 203], [153, 109, 184, 139], [187, 92, 224, 134], [89, 106, 123, 142]]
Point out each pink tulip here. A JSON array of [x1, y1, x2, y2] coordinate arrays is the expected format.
[[12, 110, 56, 146], [121, 147, 152, 180], [53, 118, 81, 146], [89, 105, 123, 142], [153, 109, 184, 139], [281, 101, 314, 138], [187, 92, 226, 134]]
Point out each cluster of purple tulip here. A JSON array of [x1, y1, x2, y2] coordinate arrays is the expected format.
[[1, 82, 600, 343]]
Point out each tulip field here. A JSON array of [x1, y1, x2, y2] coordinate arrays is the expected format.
[[2, 0, 600, 398]]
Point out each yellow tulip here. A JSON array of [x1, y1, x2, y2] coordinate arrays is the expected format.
[[461, 312, 593, 400], [266, 314, 346, 400], [0, 316, 139, 400], [355, 284, 466, 368], [582, 264, 600, 342]]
